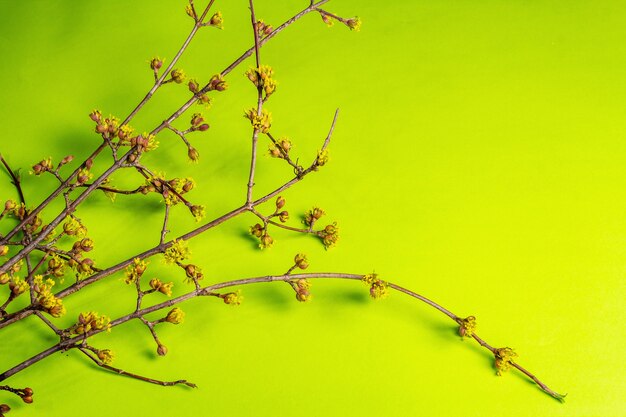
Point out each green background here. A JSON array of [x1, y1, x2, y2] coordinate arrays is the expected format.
[[0, 0, 624, 416]]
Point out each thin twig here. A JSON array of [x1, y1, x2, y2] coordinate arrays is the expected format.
[[0, 154, 25, 205], [78, 347, 196, 388], [245, 0, 264, 204]]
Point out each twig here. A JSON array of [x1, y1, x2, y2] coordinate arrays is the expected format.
[[0, 154, 25, 205], [78, 347, 196, 388], [245, 0, 265, 204]]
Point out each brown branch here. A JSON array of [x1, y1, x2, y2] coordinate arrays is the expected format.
[[78, 347, 196, 388], [245, 0, 265, 204], [0, 154, 25, 206], [160, 204, 171, 245], [0, 272, 563, 401]]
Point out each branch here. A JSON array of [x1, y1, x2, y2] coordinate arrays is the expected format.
[[0, 272, 563, 401], [78, 347, 196, 388]]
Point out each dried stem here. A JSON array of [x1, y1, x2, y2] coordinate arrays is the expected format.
[[78, 348, 196, 388], [0, 154, 25, 206], [0, 272, 563, 400], [245, 0, 264, 204]]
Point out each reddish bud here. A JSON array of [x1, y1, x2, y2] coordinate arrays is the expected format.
[[198, 123, 210, 132], [61, 155, 74, 165], [188, 147, 200, 162], [157, 344, 168, 356], [89, 110, 102, 122]]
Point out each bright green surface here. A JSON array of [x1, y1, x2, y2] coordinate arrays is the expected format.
[[0, 1, 624, 416]]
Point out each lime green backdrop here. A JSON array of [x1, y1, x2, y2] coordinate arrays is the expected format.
[[0, 1, 624, 416]]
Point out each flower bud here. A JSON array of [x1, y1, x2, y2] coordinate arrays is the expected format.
[[278, 211, 289, 223], [89, 110, 102, 122], [157, 344, 168, 356], [260, 233, 274, 248], [79, 238, 94, 252], [85, 158, 93, 170], [275, 196, 286, 209], [345, 17, 362, 31], [150, 57, 163, 71], [79, 258, 94, 273], [182, 180, 194, 193], [170, 68, 186, 84], [209, 11, 223, 28], [222, 291, 242, 305], [61, 155, 74, 165], [0, 404, 10, 413], [249, 223, 264, 237], [208, 74, 227, 91], [165, 307, 185, 324], [188, 147, 200, 162], [0, 273, 9, 285], [198, 123, 210, 132], [0, 246, 8, 256], [188, 79, 199, 93], [320, 13, 333, 26], [22, 396, 33, 404], [4, 199, 16, 212], [191, 113, 204, 126], [294, 253, 309, 269]]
